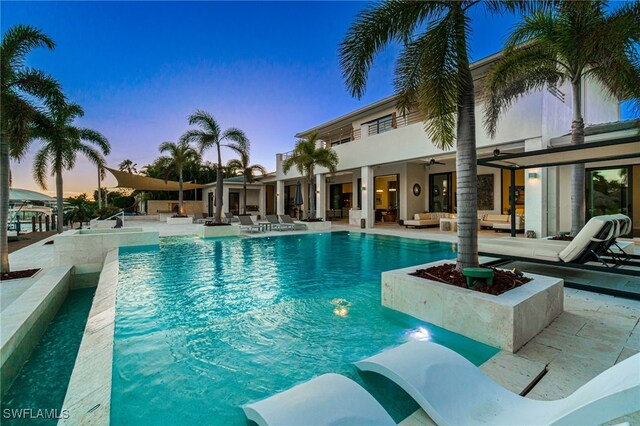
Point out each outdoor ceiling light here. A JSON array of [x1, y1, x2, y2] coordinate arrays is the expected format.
[[493, 148, 500, 156], [376, 189, 383, 193], [389, 188, 397, 192]]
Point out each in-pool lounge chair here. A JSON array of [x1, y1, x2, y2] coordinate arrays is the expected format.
[[279, 214, 307, 230], [265, 214, 294, 231], [243, 373, 395, 426], [479, 215, 640, 277], [238, 215, 262, 233], [356, 340, 640, 426]]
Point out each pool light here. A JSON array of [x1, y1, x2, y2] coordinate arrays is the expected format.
[[409, 326, 431, 341]]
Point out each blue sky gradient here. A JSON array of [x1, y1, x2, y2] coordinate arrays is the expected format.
[[4, 1, 637, 196]]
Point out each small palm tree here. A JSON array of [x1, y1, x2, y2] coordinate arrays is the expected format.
[[181, 109, 249, 224], [31, 101, 111, 233], [484, 1, 640, 235], [340, 0, 533, 270], [158, 140, 200, 215], [226, 151, 267, 215], [118, 159, 138, 174], [0, 25, 64, 272], [282, 133, 338, 220]]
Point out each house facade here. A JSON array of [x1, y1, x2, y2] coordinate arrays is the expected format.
[[203, 53, 638, 237]]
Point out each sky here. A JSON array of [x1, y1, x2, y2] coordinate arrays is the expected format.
[[4, 1, 638, 198]]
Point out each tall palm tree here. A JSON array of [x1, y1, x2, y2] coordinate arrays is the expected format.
[[1, 25, 64, 272], [31, 101, 111, 233], [181, 109, 249, 224], [484, 1, 640, 236], [340, 0, 533, 270], [118, 159, 138, 174], [226, 151, 267, 215], [158, 140, 200, 215], [282, 132, 338, 220]]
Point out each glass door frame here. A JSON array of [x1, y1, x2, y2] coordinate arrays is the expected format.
[[429, 172, 453, 212]]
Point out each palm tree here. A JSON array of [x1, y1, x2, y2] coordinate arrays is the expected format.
[[31, 101, 111, 233], [282, 132, 338, 220], [484, 1, 640, 236], [158, 140, 200, 215], [118, 159, 138, 174], [181, 109, 249, 224], [340, 0, 533, 270], [1, 25, 64, 272], [226, 151, 267, 215]]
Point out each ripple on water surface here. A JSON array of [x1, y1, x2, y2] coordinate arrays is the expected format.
[[112, 232, 497, 425]]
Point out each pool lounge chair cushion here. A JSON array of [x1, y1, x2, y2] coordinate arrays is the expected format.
[[243, 373, 395, 426], [356, 340, 640, 426], [405, 212, 453, 228]]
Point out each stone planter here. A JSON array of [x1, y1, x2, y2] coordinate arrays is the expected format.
[[198, 224, 240, 238], [166, 216, 193, 225], [299, 221, 332, 232], [382, 259, 563, 352]]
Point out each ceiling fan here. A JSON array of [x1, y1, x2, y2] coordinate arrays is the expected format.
[[428, 158, 446, 166]]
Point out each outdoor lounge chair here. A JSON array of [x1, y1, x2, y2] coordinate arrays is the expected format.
[[356, 340, 640, 426], [478, 215, 640, 277], [265, 214, 294, 231], [242, 373, 395, 426], [279, 214, 307, 230], [224, 212, 239, 223], [238, 215, 262, 233], [193, 212, 207, 224]]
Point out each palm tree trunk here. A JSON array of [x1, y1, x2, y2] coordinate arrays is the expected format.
[[0, 137, 11, 272], [178, 169, 184, 215], [215, 143, 224, 223], [454, 14, 479, 271], [56, 166, 64, 233], [243, 175, 248, 215], [570, 80, 585, 236], [308, 171, 316, 220]]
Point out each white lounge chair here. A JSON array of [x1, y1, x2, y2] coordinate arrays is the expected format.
[[279, 214, 307, 230], [356, 340, 640, 426], [266, 214, 294, 231], [243, 373, 395, 426]]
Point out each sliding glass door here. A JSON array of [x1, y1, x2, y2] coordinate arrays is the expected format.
[[586, 166, 632, 236]]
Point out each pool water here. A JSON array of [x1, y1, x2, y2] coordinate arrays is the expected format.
[[112, 232, 498, 425], [1, 287, 96, 425]]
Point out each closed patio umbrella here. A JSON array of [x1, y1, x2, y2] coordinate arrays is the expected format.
[[293, 180, 304, 219]]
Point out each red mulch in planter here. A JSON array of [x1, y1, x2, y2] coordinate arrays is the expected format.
[[1, 268, 40, 281], [410, 264, 531, 296], [549, 235, 573, 241]]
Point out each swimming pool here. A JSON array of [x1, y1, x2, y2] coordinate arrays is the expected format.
[[112, 232, 498, 424]]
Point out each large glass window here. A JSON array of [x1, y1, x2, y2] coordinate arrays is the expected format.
[[374, 174, 399, 222], [429, 173, 452, 212], [586, 167, 633, 236]]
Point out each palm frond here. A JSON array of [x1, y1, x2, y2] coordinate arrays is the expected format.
[[32, 148, 50, 190], [11, 68, 65, 108], [340, 0, 447, 98], [79, 128, 111, 155], [221, 128, 249, 152], [1, 25, 55, 72]]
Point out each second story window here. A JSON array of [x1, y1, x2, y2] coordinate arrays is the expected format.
[[365, 114, 394, 136]]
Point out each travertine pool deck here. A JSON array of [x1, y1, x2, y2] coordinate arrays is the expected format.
[[3, 222, 639, 424]]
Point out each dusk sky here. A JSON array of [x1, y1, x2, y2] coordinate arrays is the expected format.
[[4, 1, 638, 197]]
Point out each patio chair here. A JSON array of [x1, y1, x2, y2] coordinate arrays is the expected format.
[[478, 215, 640, 276], [356, 340, 640, 425], [279, 214, 307, 230], [242, 373, 394, 426], [224, 212, 239, 223], [193, 212, 207, 224], [265, 214, 294, 231], [238, 215, 262, 233]]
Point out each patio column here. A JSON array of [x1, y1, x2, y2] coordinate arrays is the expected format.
[[223, 186, 230, 213], [276, 180, 285, 215], [316, 174, 326, 220], [258, 186, 266, 219], [524, 138, 548, 238], [361, 166, 374, 228]]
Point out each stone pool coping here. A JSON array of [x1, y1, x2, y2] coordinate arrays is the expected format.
[[59, 248, 118, 425], [1, 266, 72, 396]]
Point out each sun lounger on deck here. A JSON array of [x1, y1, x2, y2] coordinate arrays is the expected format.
[[242, 373, 395, 426], [279, 214, 307, 230], [265, 214, 294, 231], [238, 215, 262, 233], [356, 340, 640, 425]]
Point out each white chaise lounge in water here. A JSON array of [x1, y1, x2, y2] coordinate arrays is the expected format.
[[242, 373, 395, 426], [356, 341, 640, 426]]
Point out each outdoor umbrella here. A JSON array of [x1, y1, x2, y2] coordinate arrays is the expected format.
[[293, 180, 304, 219]]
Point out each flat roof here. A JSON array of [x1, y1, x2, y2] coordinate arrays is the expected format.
[[478, 135, 640, 170]]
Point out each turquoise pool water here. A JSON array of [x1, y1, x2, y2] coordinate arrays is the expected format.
[[2, 287, 95, 425], [112, 232, 498, 424]]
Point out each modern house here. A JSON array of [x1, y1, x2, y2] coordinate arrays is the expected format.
[[202, 52, 638, 237]]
